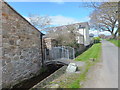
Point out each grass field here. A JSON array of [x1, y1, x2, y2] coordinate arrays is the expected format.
[[108, 39, 120, 47]]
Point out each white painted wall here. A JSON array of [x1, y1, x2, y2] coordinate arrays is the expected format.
[[77, 25, 90, 46], [76, 36, 83, 44]]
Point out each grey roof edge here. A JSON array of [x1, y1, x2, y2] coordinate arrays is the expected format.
[[45, 22, 89, 30]]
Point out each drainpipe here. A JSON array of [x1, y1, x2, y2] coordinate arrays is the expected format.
[[40, 33, 45, 67]]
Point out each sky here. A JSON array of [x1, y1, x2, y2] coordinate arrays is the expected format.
[[7, 2, 111, 36], [8, 2, 92, 25]]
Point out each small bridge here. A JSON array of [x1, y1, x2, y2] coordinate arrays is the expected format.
[[44, 46, 75, 61], [44, 59, 85, 67], [43, 46, 85, 67], [43, 46, 75, 65]]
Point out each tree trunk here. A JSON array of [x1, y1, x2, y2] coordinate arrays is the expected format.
[[111, 32, 117, 39], [113, 34, 117, 39], [113, 32, 118, 39]]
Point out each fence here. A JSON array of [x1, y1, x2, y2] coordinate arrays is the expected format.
[[44, 46, 75, 61]]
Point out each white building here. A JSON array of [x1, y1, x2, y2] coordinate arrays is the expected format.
[[46, 22, 91, 46], [75, 22, 90, 46]]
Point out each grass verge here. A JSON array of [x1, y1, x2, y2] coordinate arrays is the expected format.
[[69, 43, 102, 88], [47, 43, 102, 88], [107, 39, 120, 47], [75, 43, 101, 61]]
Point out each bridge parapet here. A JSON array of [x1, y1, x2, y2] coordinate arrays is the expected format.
[[44, 46, 75, 62]]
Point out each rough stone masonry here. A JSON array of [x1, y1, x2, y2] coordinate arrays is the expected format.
[[0, 0, 2, 89], [1, 1, 43, 88]]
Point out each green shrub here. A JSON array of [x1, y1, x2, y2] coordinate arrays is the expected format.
[[108, 39, 120, 47], [93, 37, 101, 43], [75, 51, 80, 57]]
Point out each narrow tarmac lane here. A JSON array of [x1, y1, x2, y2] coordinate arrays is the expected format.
[[101, 40, 118, 88], [83, 40, 118, 88]]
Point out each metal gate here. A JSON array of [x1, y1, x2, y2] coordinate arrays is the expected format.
[[44, 46, 75, 61]]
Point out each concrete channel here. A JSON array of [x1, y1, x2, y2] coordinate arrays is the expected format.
[[7, 63, 67, 90]]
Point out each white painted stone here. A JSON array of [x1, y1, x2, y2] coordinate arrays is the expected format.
[[16, 39, 21, 45], [66, 63, 77, 73]]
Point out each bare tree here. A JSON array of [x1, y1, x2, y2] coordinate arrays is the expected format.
[[83, 2, 118, 39], [29, 14, 51, 31], [118, 1, 120, 39], [99, 34, 106, 39], [46, 25, 79, 47], [80, 2, 102, 9]]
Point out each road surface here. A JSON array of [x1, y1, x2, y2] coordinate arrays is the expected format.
[[83, 40, 118, 88]]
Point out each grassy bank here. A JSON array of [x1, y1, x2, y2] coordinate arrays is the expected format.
[[48, 43, 102, 88], [75, 43, 101, 61], [69, 43, 102, 88], [108, 39, 120, 47]]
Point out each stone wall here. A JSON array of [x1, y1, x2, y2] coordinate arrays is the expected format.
[[31, 66, 67, 89], [43, 37, 58, 61], [43, 37, 57, 49], [75, 44, 86, 57], [1, 1, 43, 88], [0, 0, 2, 89]]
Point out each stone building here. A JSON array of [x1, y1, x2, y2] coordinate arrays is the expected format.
[[0, 1, 44, 88], [43, 37, 58, 49], [42, 37, 58, 61]]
